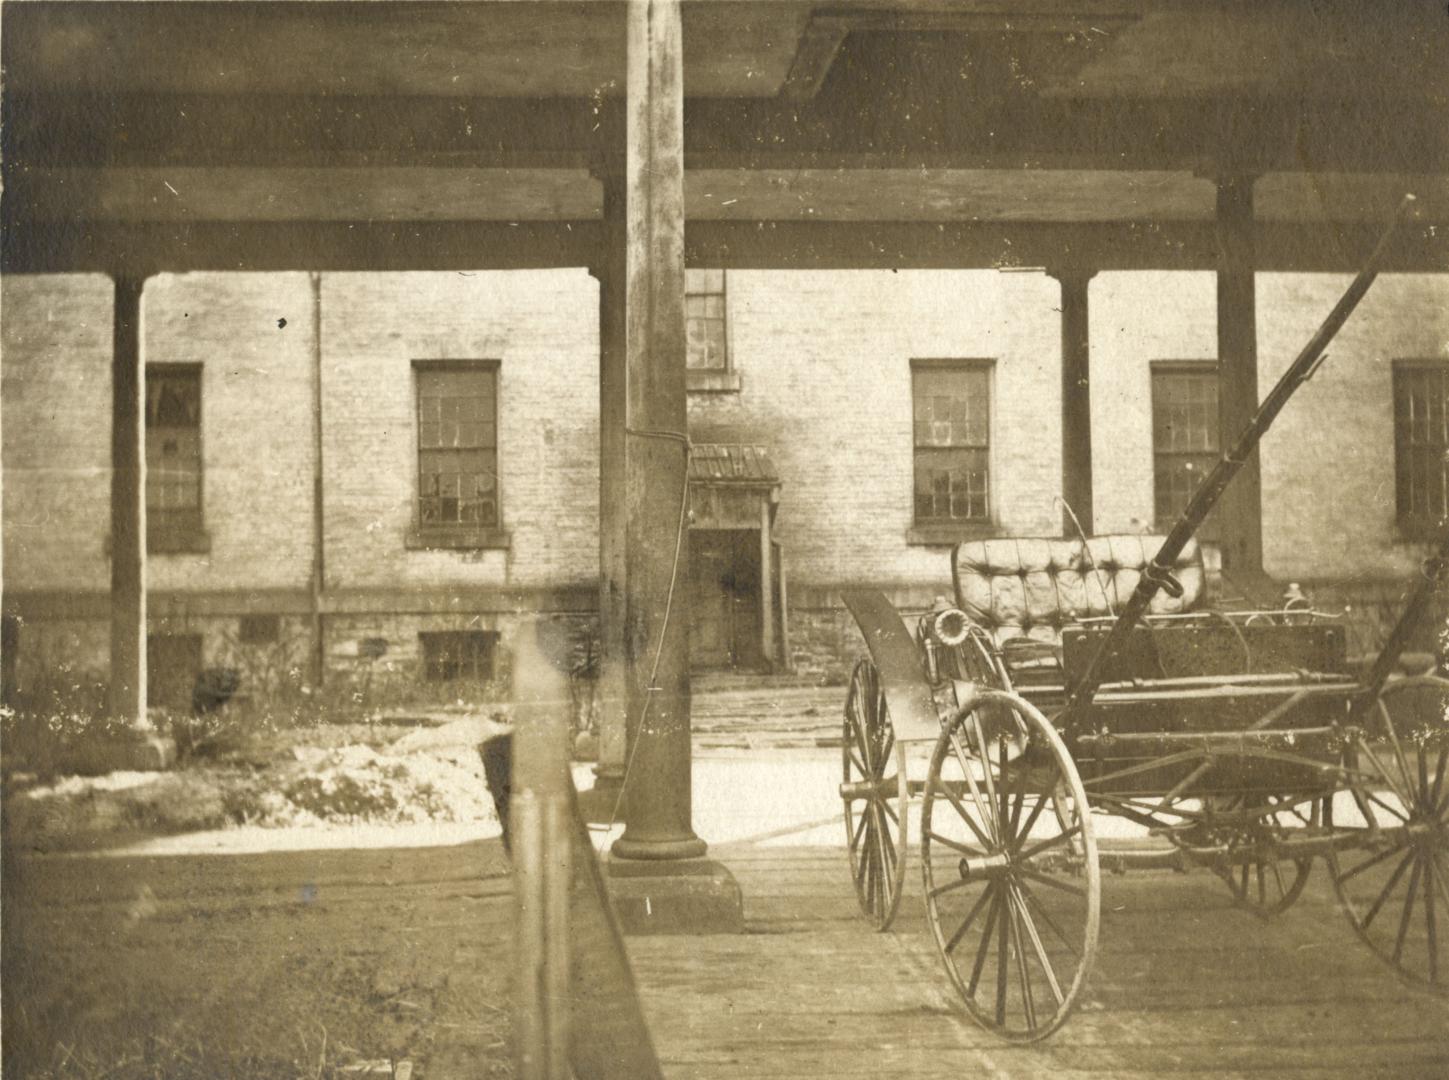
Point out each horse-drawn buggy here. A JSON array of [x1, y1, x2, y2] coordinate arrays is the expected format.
[[835, 197, 1449, 1039]]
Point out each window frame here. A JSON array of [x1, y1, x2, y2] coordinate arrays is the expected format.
[[1392, 358, 1449, 541], [419, 630, 500, 684], [908, 357, 996, 544], [684, 269, 741, 393], [144, 362, 210, 554], [407, 359, 510, 551], [1150, 360, 1221, 540]]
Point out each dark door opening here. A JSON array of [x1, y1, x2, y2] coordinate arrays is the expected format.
[[147, 633, 203, 712], [689, 530, 762, 671]]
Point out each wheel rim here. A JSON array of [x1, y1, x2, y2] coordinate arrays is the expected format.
[[921, 689, 1100, 1041], [1328, 676, 1449, 992], [1204, 793, 1318, 920], [843, 659, 907, 931]]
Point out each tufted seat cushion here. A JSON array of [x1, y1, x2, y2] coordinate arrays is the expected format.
[[951, 534, 1204, 649]]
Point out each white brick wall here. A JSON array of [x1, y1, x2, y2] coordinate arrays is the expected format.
[[1092, 271, 1449, 580], [145, 272, 317, 591], [319, 270, 600, 590], [2, 274, 115, 591], [691, 269, 1062, 587], [4, 267, 1445, 652]]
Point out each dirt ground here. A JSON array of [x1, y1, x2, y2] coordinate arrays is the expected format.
[[2, 837, 515, 1079]]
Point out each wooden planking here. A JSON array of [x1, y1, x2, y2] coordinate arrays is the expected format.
[[626, 844, 1449, 1079]]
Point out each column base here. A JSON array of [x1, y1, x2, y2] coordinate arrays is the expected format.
[[67, 730, 177, 776], [605, 855, 744, 934]]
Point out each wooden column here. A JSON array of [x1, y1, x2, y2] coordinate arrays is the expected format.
[[108, 275, 148, 722], [759, 497, 775, 671], [592, 141, 629, 791], [1215, 175, 1264, 573], [612, 0, 705, 861], [1050, 266, 1096, 535]]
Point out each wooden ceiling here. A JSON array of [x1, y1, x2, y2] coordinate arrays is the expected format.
[[3, 1, 1446, 273]]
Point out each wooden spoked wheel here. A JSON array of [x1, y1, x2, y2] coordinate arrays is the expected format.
[[920, 689, 1100, 1041], [1205, 793, 1319, 920], [842, 658, 908, 931], [1328, 676, 1449, 993]]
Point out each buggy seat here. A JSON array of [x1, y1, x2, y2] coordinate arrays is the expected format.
[[951, 534, 1205, 652]]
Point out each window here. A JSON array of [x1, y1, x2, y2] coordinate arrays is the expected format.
[[420, 631, 498, 683], [684, 270, 740, 392], [686, 270, 727, 371], [1394, 360, 1449, 537], [145, 365, 206, 552], [413, 361, 504, 547], [912, 360, 992, 524], [1152, 363, 1219, 534]]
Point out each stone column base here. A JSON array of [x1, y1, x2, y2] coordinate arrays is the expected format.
[[605, 856, 744, 934]]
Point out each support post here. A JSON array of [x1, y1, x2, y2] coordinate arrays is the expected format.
[[1215, 174, 1265, 575], [611, 0, 705, 861], [1050, 266, 1096, 535], [759, 497, 775, 671], [592, 134, 629, 796], [108, 275, 148, 724]]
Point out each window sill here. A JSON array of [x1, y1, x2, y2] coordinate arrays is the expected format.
[[406, 527, 512, 551], [906, 522, 1000, 547], [686, 370, 743, 393]]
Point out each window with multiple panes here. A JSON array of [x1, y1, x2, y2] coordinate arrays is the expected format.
[[145, 365, 204, 548], [1393, 360, 1449, 536], [420, 631, 499, 683], [415, 361, 499, 533], [912, 360, 992, 523], [1151, 363, 1220, 533], [685, 269, 727, 371]]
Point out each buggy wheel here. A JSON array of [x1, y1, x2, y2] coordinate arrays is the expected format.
[[843, 658, 908, 931], [1328, 676, 1449, 993], [1207, 793, 1318, 920], [921, 689, 1099, 1041]]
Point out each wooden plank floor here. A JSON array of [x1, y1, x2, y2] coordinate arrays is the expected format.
[[626, 845, 1449, 1080]]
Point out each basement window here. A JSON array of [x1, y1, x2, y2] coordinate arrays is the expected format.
[[420, 631, 499, 683]]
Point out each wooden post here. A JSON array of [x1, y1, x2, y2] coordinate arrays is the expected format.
[[759, 497, 775, 671], [1051, 266, 1096, 535], [511, 622, 575, 1080], [1215, 174, 1265, 574], [309, 271, 327, 689], [108, 275, 147, 723], [593, 136, 629, 793], [612, 0, 705, 861]]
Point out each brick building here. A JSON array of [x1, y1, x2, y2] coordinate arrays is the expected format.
[[4, 266, 1446, 707]]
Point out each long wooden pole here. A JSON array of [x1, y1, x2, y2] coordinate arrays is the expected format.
[[612, 0, 705, 861], [108, 274, 148, 723], [1063, 195, 1418, 726]]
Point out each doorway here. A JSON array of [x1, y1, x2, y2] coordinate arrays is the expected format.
[[148, 633, 203, 712], [689, 530, 762, 671]]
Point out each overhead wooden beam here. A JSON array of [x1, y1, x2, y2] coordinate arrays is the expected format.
[[779, 16, 850, 102], [6, 217, 1445, 277]]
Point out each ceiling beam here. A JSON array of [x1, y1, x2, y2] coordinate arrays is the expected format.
[[4, 217, 1441, 277]]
